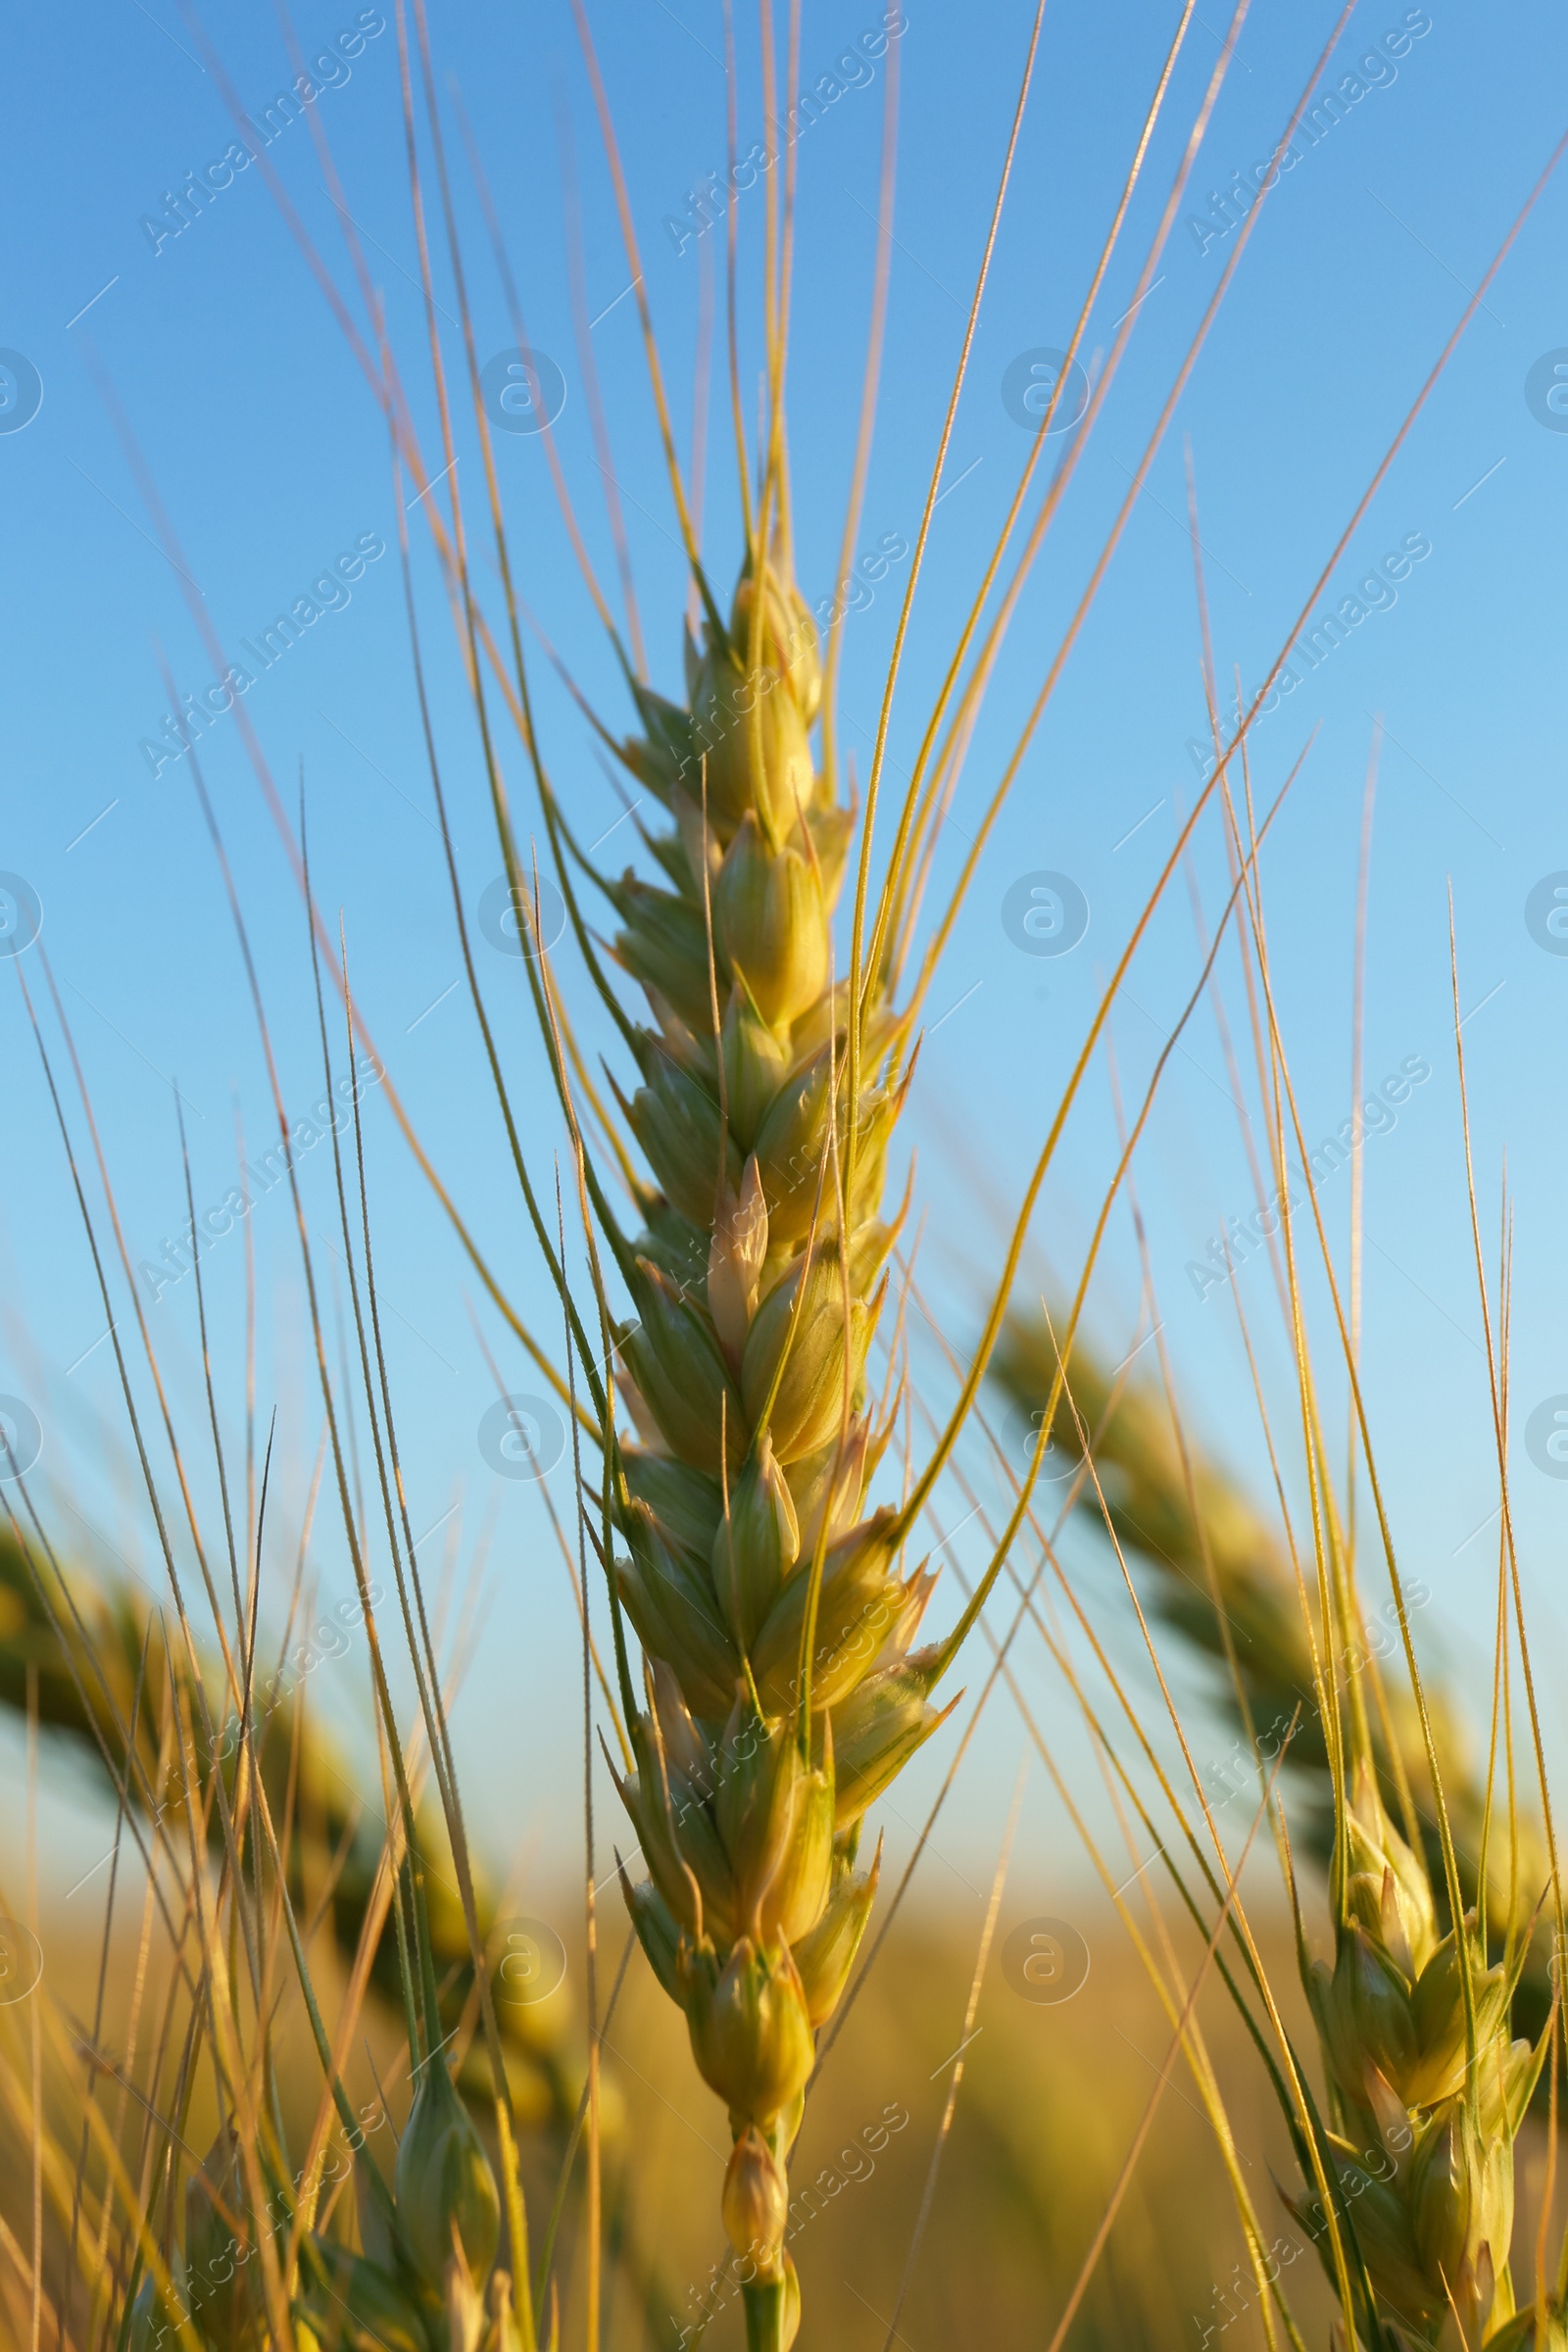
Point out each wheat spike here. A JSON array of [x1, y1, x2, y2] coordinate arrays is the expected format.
[[0, 1526, 694, 2349], [0, 1528, 575, 2115], [1291, 1760, 1546, 2349], [600, 542, 944, 2352], [990, 1313, 1566, 2345], [989, 1314, 1555, 2036]]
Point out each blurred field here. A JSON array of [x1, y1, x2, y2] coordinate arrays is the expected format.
[[0, 1829, 1329, 2352], [7, 1764, 1567, 2351]]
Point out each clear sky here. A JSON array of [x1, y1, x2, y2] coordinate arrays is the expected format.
[[4, 0, 1567, 1891]]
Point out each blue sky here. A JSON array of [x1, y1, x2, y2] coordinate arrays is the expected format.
[[4, 0, 1568, 1889]]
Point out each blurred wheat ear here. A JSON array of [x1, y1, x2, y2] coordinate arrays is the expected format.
[[987, 1311, 1557, 2040], [0, 1521, 689, 2341]]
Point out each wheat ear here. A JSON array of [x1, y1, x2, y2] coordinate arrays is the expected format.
[[989, 1314, 1555, 2032], [600, 542, 947, 2352]]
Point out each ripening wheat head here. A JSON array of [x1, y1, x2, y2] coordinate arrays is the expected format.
[[597, 531, 951, 2351], [1293, 1755, 1546, 2350]]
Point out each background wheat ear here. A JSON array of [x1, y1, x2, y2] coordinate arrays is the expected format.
[[987, 1310, 1556, 2044], [0, 1522, 693, 2342], [0, 1528, 571, 2116]]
